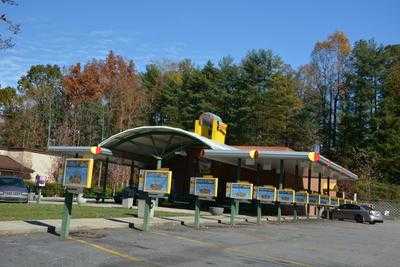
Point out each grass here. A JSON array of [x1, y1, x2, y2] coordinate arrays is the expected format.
[[0, 203, 190, 221]]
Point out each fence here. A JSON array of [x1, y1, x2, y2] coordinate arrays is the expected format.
[[360, 199, 400, 219]]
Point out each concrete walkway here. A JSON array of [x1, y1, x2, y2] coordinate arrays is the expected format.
[[0, 213, 314, 236]]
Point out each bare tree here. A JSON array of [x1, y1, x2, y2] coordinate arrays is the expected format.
[[1, 0, 20, 49]]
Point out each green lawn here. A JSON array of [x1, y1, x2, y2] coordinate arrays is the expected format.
[[0, 203, 189, 221]]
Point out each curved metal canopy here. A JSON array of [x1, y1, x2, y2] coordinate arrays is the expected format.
[[98, 126, 237, 162]]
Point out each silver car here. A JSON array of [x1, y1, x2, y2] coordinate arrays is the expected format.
[[332, 204, 383, 224], [0, 176, 29, 203]]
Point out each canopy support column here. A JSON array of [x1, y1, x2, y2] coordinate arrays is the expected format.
[[156, 158, 162, 170], [102, 158, 109, 203], [307, 163, 312, 219], [256, 163, 262, 224], [277, 159, 284, 223], [327, 176, 330, 219], [317, 172, 322, 219], [234, 158, 241, 215], [293, 163, 299, 222], [129, 162, 135, 187]]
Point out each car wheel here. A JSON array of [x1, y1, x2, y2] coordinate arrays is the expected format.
[[369, 221, 375, 225], [355, 215, 364, 223]]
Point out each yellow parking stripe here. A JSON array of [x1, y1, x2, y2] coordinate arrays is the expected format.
[[71, 237, 140, 263], [154, 231, 221, 247]]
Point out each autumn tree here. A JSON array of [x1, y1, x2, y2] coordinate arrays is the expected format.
[[63, 51, 147, 145], [306, 31, 351, 156]]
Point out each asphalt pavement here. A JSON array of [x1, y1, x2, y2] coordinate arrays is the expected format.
[[0, 219, 399, 267]]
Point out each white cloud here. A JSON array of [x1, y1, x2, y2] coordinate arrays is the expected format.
[[0, 19, 218, 87]]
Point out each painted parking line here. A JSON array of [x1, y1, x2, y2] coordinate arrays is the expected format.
[[154, 231, 222, 248], [71, 237, 144, 264], [154, 230, 312, 267]]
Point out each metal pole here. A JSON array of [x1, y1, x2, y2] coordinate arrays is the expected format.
[[60, 191, 73, 240], [294, 164, 299, 221], [317, 172, 322, 219], [129, 162, 135, 187], [102, 159, 109, 203], [257, 201, 262, 224], [278, 159, 284, 223], [36, 187, 41, 204], [194, 196, 200, 229], [156, 158, 162, 170], [327, 176, 330, 220], [235, 158, 241, 215], [256, 163, 262, 224], [307, 163, 312, 219], [230, 199, 235, 225], [47, 98, 52, 148], [143, 195, 151, 232]]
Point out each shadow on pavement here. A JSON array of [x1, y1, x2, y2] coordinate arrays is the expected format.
[[24, 220, 59, 236]]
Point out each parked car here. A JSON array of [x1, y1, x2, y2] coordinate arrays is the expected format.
[[113, 186, 137, 204], [0, 176, 29, 203], [332, 204, 383, 224]]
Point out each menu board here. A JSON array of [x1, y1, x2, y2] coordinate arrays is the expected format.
[[308, 194, 320, 205], [295, 191, 308, 204], [143, 170, 172, 194], [227, 183, 253, 200], [276, 189, 295, 203], [319, 195, 330, 206], [190, 177, 218, 198], [255, 186, 276, 203], [63, 158, 94, 188]]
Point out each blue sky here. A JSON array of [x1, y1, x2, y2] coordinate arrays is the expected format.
[[1, 0, 399, 86]]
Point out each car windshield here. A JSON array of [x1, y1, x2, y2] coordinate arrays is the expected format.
[[0, 177, 25, 187], [361, 205, 373, 210]]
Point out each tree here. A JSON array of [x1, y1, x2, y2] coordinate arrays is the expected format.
[[376, 46, 400, 183], [0, 65, 64, 148], [1, 0, 20, 49], [63, 51, 147, 145], [259, 74, 303, 146], [309, 31, 351, 156]]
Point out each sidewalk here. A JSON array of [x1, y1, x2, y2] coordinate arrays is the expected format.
[[0, 213, 314, 236]]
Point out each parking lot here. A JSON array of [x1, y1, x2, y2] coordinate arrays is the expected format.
[[1, 219, 399, 267]]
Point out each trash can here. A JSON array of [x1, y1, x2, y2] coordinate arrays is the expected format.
[[122, 197, 134, 208], [137, 199, 157, 218]]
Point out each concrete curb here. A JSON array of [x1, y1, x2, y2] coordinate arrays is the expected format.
[[0, 214, 319, 236]]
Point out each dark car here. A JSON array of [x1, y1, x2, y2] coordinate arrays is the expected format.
[[113, 186, 137, 204], [0, 176, 29, 203], [332, 204, 383, 224]]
